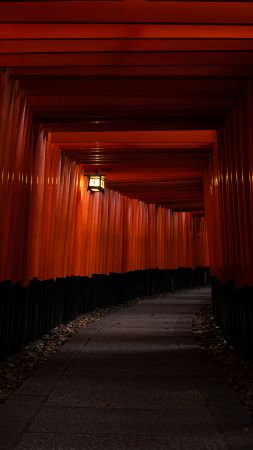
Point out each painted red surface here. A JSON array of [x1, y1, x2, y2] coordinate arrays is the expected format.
[[1, 1, 253, 287], [205, 85, 253, 287], [0, 72, 209, 285]]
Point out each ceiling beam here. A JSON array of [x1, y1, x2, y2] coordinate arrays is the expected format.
[[1, 2, 253, 24]]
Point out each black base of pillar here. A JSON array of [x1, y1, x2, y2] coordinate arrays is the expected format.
[[0, 267, 209, 361], [211, 277, 253, 357]]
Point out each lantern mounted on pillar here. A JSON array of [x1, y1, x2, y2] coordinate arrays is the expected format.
[[87, 172, 105, 193]]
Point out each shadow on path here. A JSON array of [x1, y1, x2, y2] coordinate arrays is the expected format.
[[1, 288, 253, 449]]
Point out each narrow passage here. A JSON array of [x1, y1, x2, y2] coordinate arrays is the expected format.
[[1, 288, 253, 450]]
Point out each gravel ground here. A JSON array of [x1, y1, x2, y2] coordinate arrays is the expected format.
[[192, 304, 253, 417], [0, 298, 140, 403]]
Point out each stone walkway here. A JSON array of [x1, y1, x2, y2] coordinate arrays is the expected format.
[[1, 288, 253, 449]]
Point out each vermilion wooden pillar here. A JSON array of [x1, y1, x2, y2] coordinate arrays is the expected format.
[[204, 83, 253, 289], [0, 71, 209, 286]]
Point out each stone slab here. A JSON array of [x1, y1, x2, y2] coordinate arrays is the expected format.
[[15, 433, 229, 450], [0, 287, 252, 450]]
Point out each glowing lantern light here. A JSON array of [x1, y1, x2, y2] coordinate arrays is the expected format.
[[87, 174, 105, 193]]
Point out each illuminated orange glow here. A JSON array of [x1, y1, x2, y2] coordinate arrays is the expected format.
[[0, 71, 208, 285], [1, 0, 253, 289]]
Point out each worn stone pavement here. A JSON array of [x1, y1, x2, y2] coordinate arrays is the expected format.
[[1, 288, 253, 450]]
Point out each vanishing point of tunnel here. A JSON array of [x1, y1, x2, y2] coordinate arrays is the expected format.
[[1, 1, 253, 449]]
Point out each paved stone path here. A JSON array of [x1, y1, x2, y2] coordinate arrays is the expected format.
[[1, 288, 253, 449]]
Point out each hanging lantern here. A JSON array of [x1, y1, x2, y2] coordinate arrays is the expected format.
[[87, 174, 105, 193]]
